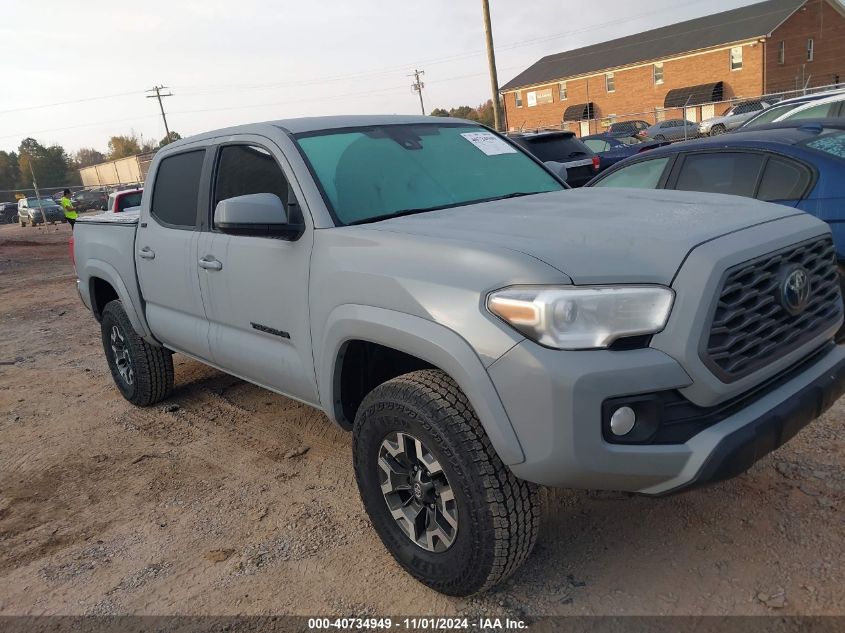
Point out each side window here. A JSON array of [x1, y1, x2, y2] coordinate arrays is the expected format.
[[151, 150, 205, 228], [756, 157, 811, 202], [788, 102, 834, 121], [674, 152, 765, 198], [213, 144, 296, 227], [593, 157, 671, 189]]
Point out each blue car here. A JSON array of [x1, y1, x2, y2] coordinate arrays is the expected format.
[[580, 133, 669, 172], [587, 118, 845, 292]]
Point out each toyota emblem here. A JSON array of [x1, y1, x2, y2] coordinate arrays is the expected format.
[[780, 266, 811, 316]]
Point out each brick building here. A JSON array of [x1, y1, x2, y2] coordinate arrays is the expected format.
[[500, 0, 845, 135]]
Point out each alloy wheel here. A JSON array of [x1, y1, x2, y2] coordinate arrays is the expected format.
[[110, 324, 135, 385], [378, 431, 458, 553]]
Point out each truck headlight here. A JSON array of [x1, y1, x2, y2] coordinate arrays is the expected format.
[[487, 285, 674, 350]]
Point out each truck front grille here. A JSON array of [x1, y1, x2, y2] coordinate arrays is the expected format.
[[703, 237, 841, 382]]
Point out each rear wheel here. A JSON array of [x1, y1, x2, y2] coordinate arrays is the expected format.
[[19, 219, 25, 227], [353, 369, 540, 596], [100, 300, 174, 406]]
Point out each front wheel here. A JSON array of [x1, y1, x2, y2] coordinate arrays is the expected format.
[[710, 124, 727, 136], [100, 300, 174, 406], [353, 369, 540, 596]]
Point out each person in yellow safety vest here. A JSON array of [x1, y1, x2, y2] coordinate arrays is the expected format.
[[60, 189, 78, 229]]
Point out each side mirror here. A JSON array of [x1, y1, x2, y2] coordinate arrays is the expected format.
[[214, 193, 303, 240], [544, 161, 568, 183]]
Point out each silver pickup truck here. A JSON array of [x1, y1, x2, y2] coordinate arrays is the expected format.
[[74, 115, 845, 596]]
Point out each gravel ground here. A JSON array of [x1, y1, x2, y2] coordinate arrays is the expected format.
[[0, 222, 843, 616]]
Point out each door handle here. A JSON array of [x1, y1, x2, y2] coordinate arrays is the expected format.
[[138, 247, 155, 260], [198, 256, 223, 271]]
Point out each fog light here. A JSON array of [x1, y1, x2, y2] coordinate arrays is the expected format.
[[610, 406, 636, 436]]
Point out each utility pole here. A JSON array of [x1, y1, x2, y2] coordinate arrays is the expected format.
[[481, 0, 504, 131], [146, 85, 173, 141], [28, 161, 47, 225], [409, 69, 426, 115]]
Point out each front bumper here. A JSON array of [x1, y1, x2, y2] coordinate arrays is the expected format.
[[489, 340, 845, 495]]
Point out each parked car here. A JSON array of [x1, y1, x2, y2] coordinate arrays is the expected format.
[[777, 92, 845, 123], [0, 201, 20, 223], [606, 119, 651, 137], [698, 99, 776, 136], [738, 89, 845, 130], [509, 130, 599, 186], [107, 188, 143, 213], [587, 118, 845, 299], [74, 114, 845, 596], [17, 197, 65, 226], [644, 119, 699, 141], [580, 133, 668, 171], [72, 189, 109, 211]]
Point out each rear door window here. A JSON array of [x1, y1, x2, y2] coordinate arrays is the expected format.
[[151, 150, 205, 228], [756, 157, 812, 202], [673, 152, 765, 197], [592, 157, 671, 188]]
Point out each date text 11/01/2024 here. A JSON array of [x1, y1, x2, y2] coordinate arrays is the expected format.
[[306, 617, 528, 630]]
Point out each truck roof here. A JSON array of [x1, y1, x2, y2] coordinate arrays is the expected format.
[[165, 115, 475, 149]]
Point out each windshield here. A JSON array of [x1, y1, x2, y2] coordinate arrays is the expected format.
[[119, 192, 143, 210], [26, 198, 55, 207], [294, 123, 563, 225], [743, 103, 800, 127]]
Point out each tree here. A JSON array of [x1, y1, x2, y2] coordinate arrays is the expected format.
[[0, 151, 21, 195], [107, 134, 142, 160], [159, 131, 182, 147], [75, 148, 106, 168], [426, 101, 495, 127], [17, 138, 74, 189]]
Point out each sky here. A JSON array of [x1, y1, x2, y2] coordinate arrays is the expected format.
[[0, 0, 765, 154]]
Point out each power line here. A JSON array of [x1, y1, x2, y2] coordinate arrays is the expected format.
[[0, 90, 142, 115]]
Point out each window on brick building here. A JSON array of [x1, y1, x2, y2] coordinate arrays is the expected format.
[[653, 63, 664, 85], [606, 73, 615, 93], [779, 41, 785, 64], [807, 38, 814, 62], [515, 91, 523, 108], [731, 46, 743, 71], [559, 82, 567, 100]]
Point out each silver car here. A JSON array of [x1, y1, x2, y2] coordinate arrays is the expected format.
[[644, 119, 699, 141], [699, 99, 776, 136], [17, 197, 65, 226]]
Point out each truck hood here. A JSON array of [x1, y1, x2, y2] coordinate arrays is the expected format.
[[364, 188, 802, 285]]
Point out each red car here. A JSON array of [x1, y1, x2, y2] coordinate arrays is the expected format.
[[107, 188, 143, 213]]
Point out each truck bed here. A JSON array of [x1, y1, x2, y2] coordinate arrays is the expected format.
[[74, 211, 151, 339]]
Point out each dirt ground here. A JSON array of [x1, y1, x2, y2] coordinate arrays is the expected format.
[[0, 221, 844, 618]]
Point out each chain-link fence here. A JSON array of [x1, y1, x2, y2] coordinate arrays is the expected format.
[[545, 81, 844, 137]]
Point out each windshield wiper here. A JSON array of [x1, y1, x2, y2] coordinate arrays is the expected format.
[[347, 205, 455, 226], [346, 192, 539, 226]]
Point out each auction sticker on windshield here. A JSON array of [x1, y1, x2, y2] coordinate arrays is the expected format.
[[460, 131, 518, 156]]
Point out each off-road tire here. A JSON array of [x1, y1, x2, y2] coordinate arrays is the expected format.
[[101, 300, 174, 406], [353, 369, 540, 596]]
